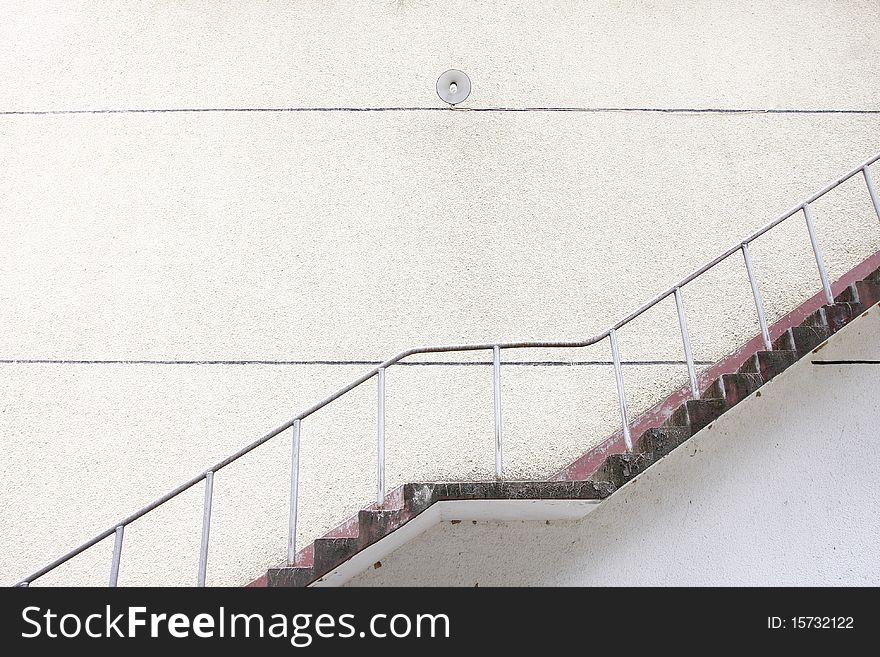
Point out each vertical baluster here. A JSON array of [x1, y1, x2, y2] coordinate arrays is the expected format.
[[865, 166, 880, 223], [609, 329, 632, 451], [492, 345, 503, 479], [197, 471, 214, 587], [674, 287, 699, 399], [287, 419, 301, 566], [377, 368, 386, 507], [109, 525, 124, 587], [803, 204, 834, 305], [742, 242, 772, 351]]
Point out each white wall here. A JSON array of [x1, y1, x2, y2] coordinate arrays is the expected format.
[[3, 0, 879, 110], [2, 1, 879, 586], [349, 308, 880, 586]]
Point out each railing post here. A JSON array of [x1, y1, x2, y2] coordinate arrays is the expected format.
[[492, 345, 503, 479], [674, 287, 699, 399], [376, 368, 385, 507], [865, 166, 880, 223], [741, 242, 772, 351], [609, 329, 632, 451], [803, 203, 834, 305], [109, 525, 124, 587], [287, 419, 301, 566], [197, 471, 214, 587]]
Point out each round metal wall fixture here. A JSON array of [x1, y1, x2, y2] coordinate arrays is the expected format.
[[436, 69, 471, 105]]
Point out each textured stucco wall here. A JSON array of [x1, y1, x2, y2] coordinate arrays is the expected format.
[[2, 1, 880, 586], [2, 0, 879, 110], [349, 308, 880, 586]]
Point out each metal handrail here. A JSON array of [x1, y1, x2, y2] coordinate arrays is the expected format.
[[15, 151, 880, 587]]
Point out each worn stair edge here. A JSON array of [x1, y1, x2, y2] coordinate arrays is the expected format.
[[803, 301, 863, 333], [738, 349, 799, 381], [592, 427, 691, 488], [664, 398, 728, 434], [855, 279, 880, 308], [357, 508, 408, 549], [704, 372, 763, 409], [772, 325, 831, 357]]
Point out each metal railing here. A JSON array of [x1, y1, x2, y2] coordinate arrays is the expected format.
[[15, 152, 880, 587]]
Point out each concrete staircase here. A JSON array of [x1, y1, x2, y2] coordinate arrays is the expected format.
[[263, 261, 880, 587]]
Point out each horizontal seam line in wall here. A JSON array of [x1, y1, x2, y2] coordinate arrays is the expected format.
[[0, 359, 713, 366], [2, 107, 879, 116], [811, 360, 880, 365]]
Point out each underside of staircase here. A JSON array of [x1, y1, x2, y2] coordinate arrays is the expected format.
[[258, 256, 880, 588]]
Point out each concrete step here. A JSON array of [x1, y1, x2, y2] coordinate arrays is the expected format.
[[634, 426, 693, 458], [267, 565, 316, 587], [803, 302, 863, 333], [593, 427, 692, 488], [772, 325, 830, 357], [824, 302, 864, 333], [834, 283, 860, 304], [403, 480, 612, 514], [663, 398, 727, 435], [314, 537, 359, 574], [855, 279, 880, 308], [593, 451, 653, 489], [358, 508, 408, 549], [738, 349, 798, 381], [703, 372, 763, 408]]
